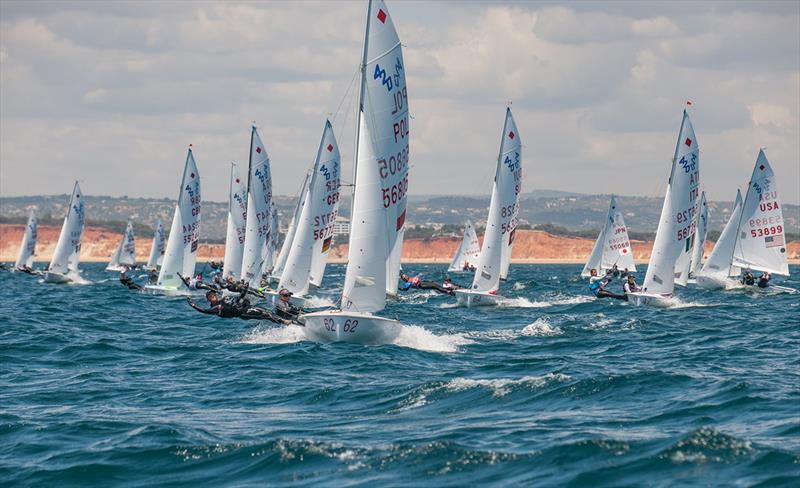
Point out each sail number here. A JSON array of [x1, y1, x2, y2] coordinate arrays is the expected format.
[[379, 145, 409, 179], [750, 226, 783, 238], [323, 318, 358, 332]]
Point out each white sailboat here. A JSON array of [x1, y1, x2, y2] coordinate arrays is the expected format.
[[696, 190, 744, 290], [240, 126, 273, 287], [44, 181, 87, 284], [581, 195, 636, 278], [454, 107, 522, 307], [271, 120, 341, 304], [448, 221, 480, 272], [302, 0, 409, 344], [14, 210, 37, 271], [145, 147, 201, 295], [222, 162, 248, 280], [628, 109, 700, 306], [272, 171, 311, 283], [731, 149, 790, 286], [106, 221, 136, 271], [686, 191, 708, 282], [146, 219, 166, 271]]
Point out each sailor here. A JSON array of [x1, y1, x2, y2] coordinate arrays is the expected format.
[[276, 288, 305, 325], [178, 273, 218, 292], [119, 271, 143, 290], [442, 277, 461, 293], [757, 272, 771, 289], [147, 268, 158, 285], [399, 273, 454, 295], [462, 262, 476, 272], [17, 264, 38, 275], [622, 274, 639, 294], [187, 289, 286, 324], [0, 263, 8, 271], [741, 271, 755, 286], [588, 268, 627, 301]]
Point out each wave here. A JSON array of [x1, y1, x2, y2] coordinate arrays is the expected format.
[[392, 325, 474, 353], [238, 324, 307, 344], [521, 317, 564, 336], [512, 282, 526, 290], [303, 295, 337, 309]]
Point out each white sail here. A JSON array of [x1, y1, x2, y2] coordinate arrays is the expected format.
[[107, 221, 136, 269], [309, 165, 341, 287], [261, 207, 280, 277], [48, 181, 86, 274], [14, 210, 37, 269], [157, 148, 201, 287], [273, 172, 311, 280], [240, 126, 273, 287], [731, 150, 789, 276], [222, 163, 248, 280], [699, 190, 743, 278], [470, 108, 522, 293], [280, 120, 341, 295], [146, 219, 166, 270], [449, 221, 480, 272], [689, 191, 709, 276], [640, 110, 700, 296], [581, 195, 636, 277]]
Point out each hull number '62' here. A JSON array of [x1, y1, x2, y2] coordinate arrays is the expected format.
[[323, 318, 358, 333]]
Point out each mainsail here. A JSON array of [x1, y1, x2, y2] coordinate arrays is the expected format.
[[640, 110, 700, 296], [222, 163, 248, 280], [689, 191, 709, 276], [240, 126, 273, 287], [470, 108, 522, 293], [146, 219, 166, 270], [731, 149, 789, 276], [581, 195, 635, 277], [448, 221, 480, 272], [341, 0, 409, 312], [157, 148, 201, 287], [280, 120, 341, 296], [14, 210, 37, 269], [48, 181, 86, 275], [698, 190, 743, 279]]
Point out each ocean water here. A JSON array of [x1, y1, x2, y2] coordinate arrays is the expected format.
[[1, 263, 799, 487]]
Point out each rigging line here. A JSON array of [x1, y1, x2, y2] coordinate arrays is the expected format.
[[332, 66, 360, 128]]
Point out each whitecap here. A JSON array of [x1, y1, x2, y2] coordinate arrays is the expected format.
[[303, 296, 337, 309], [238, 324, 307, 344], [444, 372, 570, 397], [521, 317, 563, 336], [512, 282, 526, 290], [392, 325, 474, 353]]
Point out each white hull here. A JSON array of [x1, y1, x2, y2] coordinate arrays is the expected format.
[[106, 264, 134, 272], [454, 289, 503, 307], [626, 292, 673, 307], [261, 290, 307, 309], [696, 275, 743, 291], [43, 271, 73, 284], [302, 310, 403, 345], [143, 284, 197, 296]]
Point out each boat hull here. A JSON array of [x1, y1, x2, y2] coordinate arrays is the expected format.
[[696, 275, 743, 291], [454, 289, 502, 307], [302, 310, 403, 345], [43, 271, 73, 284], [626, 292, 673, 307], [143, 284, 197, 296]]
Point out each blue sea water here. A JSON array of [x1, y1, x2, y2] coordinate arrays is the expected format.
[[1, 263, 799, 487]]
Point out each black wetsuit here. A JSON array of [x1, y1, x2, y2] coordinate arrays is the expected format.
[[757, 276, 770, 288], [179, 274, 219, 292], [276, 299, 305, 325], [120, 276, 143, 290], [742, 274, 755, 286], [18, 266, 37, 275], [223, 281, 264, 298], [188, 291, 284, 324]]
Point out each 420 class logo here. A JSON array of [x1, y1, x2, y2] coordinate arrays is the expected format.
[[374, 57, 403, 92]]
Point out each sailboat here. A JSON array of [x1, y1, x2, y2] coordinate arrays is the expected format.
[[222, 162, 248, 280], [448, 221, 480, 272], [106, 221, 136, 272], [581, 195, 636, 277], [146, 219, 166, 271], [627, 109, 700, 306], [271, 171, 311, 283], [269, 120, 341, 306], [686, 191, 708, 282], [696, 190, 744, 290], [240, 126, 273, 288], [14, 210, 38, 272], [44, 181, 87, 284], [144, 147, 201, 295], [302, 0, 409, 344], [454, 108, 521, 307], [730, 149, 792, 291]]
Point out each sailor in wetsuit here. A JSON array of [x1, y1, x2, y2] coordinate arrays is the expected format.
[[17, 264, 38, 275], [178, 273, 219, 292], [588, 268, 627, 301], [399, 273, 455, 295], [147, 268, 158, 284], [441, 277, 462, 293], [622, 274, 639, 294], [187, 289, 286, 323], [741, 271, 755, 286], [119, 271, 143, 290], [275, 288, 305, 325], [757, 272, 771, 288]]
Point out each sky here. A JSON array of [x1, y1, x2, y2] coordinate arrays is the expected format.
[[1, 0, 798, 203]]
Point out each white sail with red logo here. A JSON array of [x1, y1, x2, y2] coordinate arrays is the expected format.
[[157, 148, 201, 288], [581, 195, 635, 277], [469, 108, 522, 293], [240, 126, 273, 287], [731, 150, 789, 276], [638, 110, 700, 297], [449, 221, 481, 272], [146, 219, 166, 270], [222, 162, 248, 280], [280, 120, 341, 296], [15, 210, 37, 269], [48, 181, 86, 274]]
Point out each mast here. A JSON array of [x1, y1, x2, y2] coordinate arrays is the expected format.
[[349, 0, 373, 231]]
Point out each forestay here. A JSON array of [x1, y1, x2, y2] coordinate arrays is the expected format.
[[222, 163, 248, 280], [15, 210, 37, 269], [731, 150, 789, 276], [699, 190, 743, 278], [48, 181, 86, 274], [470, 108, 522, 293], [641, 110, 700, 296], [448, 221, 481, 272], [280, 120, 341, 295], [146, 219, 166, 270], [157, 148, 201, 287], [581, 195, 635, 277], [240, 126, 273, 287], [689, 191, 708, 276]]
